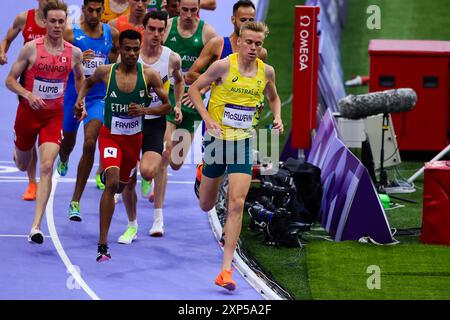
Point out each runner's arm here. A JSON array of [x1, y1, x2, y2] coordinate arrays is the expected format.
[[188, 59, 227, 134], [74, 64, 109, 120], [200, 0, 216, 10], [185, 36, 221, 85], [146, 69, 171, 116], [109, 26, 120, 63], [4, 42, 38, 101], [0, 12, 27, 65], [72, 47, 86, 94], [264, 65, 283, 133], [170, 51, 184, 108], [202, 23, 217, 46], [128, 68, 171, 117]]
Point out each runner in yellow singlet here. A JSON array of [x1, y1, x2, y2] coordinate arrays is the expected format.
[[188, 21, 283, 291]]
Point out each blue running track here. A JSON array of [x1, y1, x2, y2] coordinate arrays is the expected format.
[[0, 0, 263, 300]]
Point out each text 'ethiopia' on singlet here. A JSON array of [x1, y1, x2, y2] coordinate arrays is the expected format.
[[138, 46, 171, 119], [65, 23, 113, 102], [22, 9, 46, 43], [208, 53, 266, 141], [104, 62, 152, 135], [24, 37, 73, 110]]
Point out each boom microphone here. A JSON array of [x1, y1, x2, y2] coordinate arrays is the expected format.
[[338, 88, 418, 120]]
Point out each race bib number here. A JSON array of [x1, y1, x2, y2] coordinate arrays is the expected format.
[[222, 104, 255, 129], [32, 76, 64, 100], [83, 55, 106, 76], [104, 147, 117, 158], [111, 115, 142, 135]]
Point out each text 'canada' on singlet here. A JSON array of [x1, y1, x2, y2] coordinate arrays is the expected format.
[[208, 53, 266, 141], [138, 46, 171, 119], [24, 37, 73, 110], [104, 62, 152, 135]]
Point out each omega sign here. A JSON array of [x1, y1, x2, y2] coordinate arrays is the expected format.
[[298, 15, 311, 71]]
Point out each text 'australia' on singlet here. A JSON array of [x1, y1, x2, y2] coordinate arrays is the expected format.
[[208, 53, 266, 141], [65, 23, 113, 102], [24, 37, 73, 110], [22, 9, 46, 44], [165, 16, 205, 85], [101, 0, 130, 23], [116, 15, 144, 37], [104, 62, 152, 135], [138, 46, 171, 119]]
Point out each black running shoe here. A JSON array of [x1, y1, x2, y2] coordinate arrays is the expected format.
[[219, 232, 226, 247], [28, 229, 44, 244], [96, 244, 111, 262], [100, 170, 106, 185]]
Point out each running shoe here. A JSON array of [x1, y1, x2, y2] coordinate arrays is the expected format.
[[141, 178, 151, 198], [219, 232, 226, 247], [96, 244, 111, 262], [118, 226, 138, 244], [68, 201, 82, 222], [95, 173, 105, 190], [214, 269, 236, 291], [148, 191, 155, 203], [28, 228, 44, 244], [57, 159, 68, 176], [114, 193, 121, 203], [194, 162, 203, 199], [149, 218, 164, 237], [22, 182, 37, 201]]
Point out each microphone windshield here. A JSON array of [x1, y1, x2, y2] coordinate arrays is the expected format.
[[339, 88, 418, 120]]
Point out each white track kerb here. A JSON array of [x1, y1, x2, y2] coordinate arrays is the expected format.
[[46, 172, 100, 300]]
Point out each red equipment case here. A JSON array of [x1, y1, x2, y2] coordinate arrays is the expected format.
[[421, 161, 450, 246], [369, 40, 450, 151]]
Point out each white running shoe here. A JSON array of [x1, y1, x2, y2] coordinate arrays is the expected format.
[[28, 228, 44, 244], [149, 219, 164, 237], [118, 226, 138, 244], [114, 193, 121, 203]]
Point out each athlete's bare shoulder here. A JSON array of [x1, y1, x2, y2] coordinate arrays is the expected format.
[[169, 50, 181, 68], [13, 11, 28, 29], [202, 22, 217, 44]]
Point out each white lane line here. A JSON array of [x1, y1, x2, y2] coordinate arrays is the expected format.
[[0, 234, 51, 238], [46, 172, 100, 300], [0, 178, 192, 184]]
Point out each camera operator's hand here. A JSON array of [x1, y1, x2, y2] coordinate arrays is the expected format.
[[272, 115, 284, 134]]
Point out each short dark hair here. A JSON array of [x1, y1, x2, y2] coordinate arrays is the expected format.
[[44, 0, 68, 19], [119, 29, 142, 46], [233, 0, 255, 14], [143, 10, 168, 28], [83, 0, 104, 6]]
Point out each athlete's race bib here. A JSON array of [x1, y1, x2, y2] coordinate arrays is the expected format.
[[83, 55, 107, 76], [111, 115, 142, 135], [32, 76, 64, 100], [222, 103, 255, 129]]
